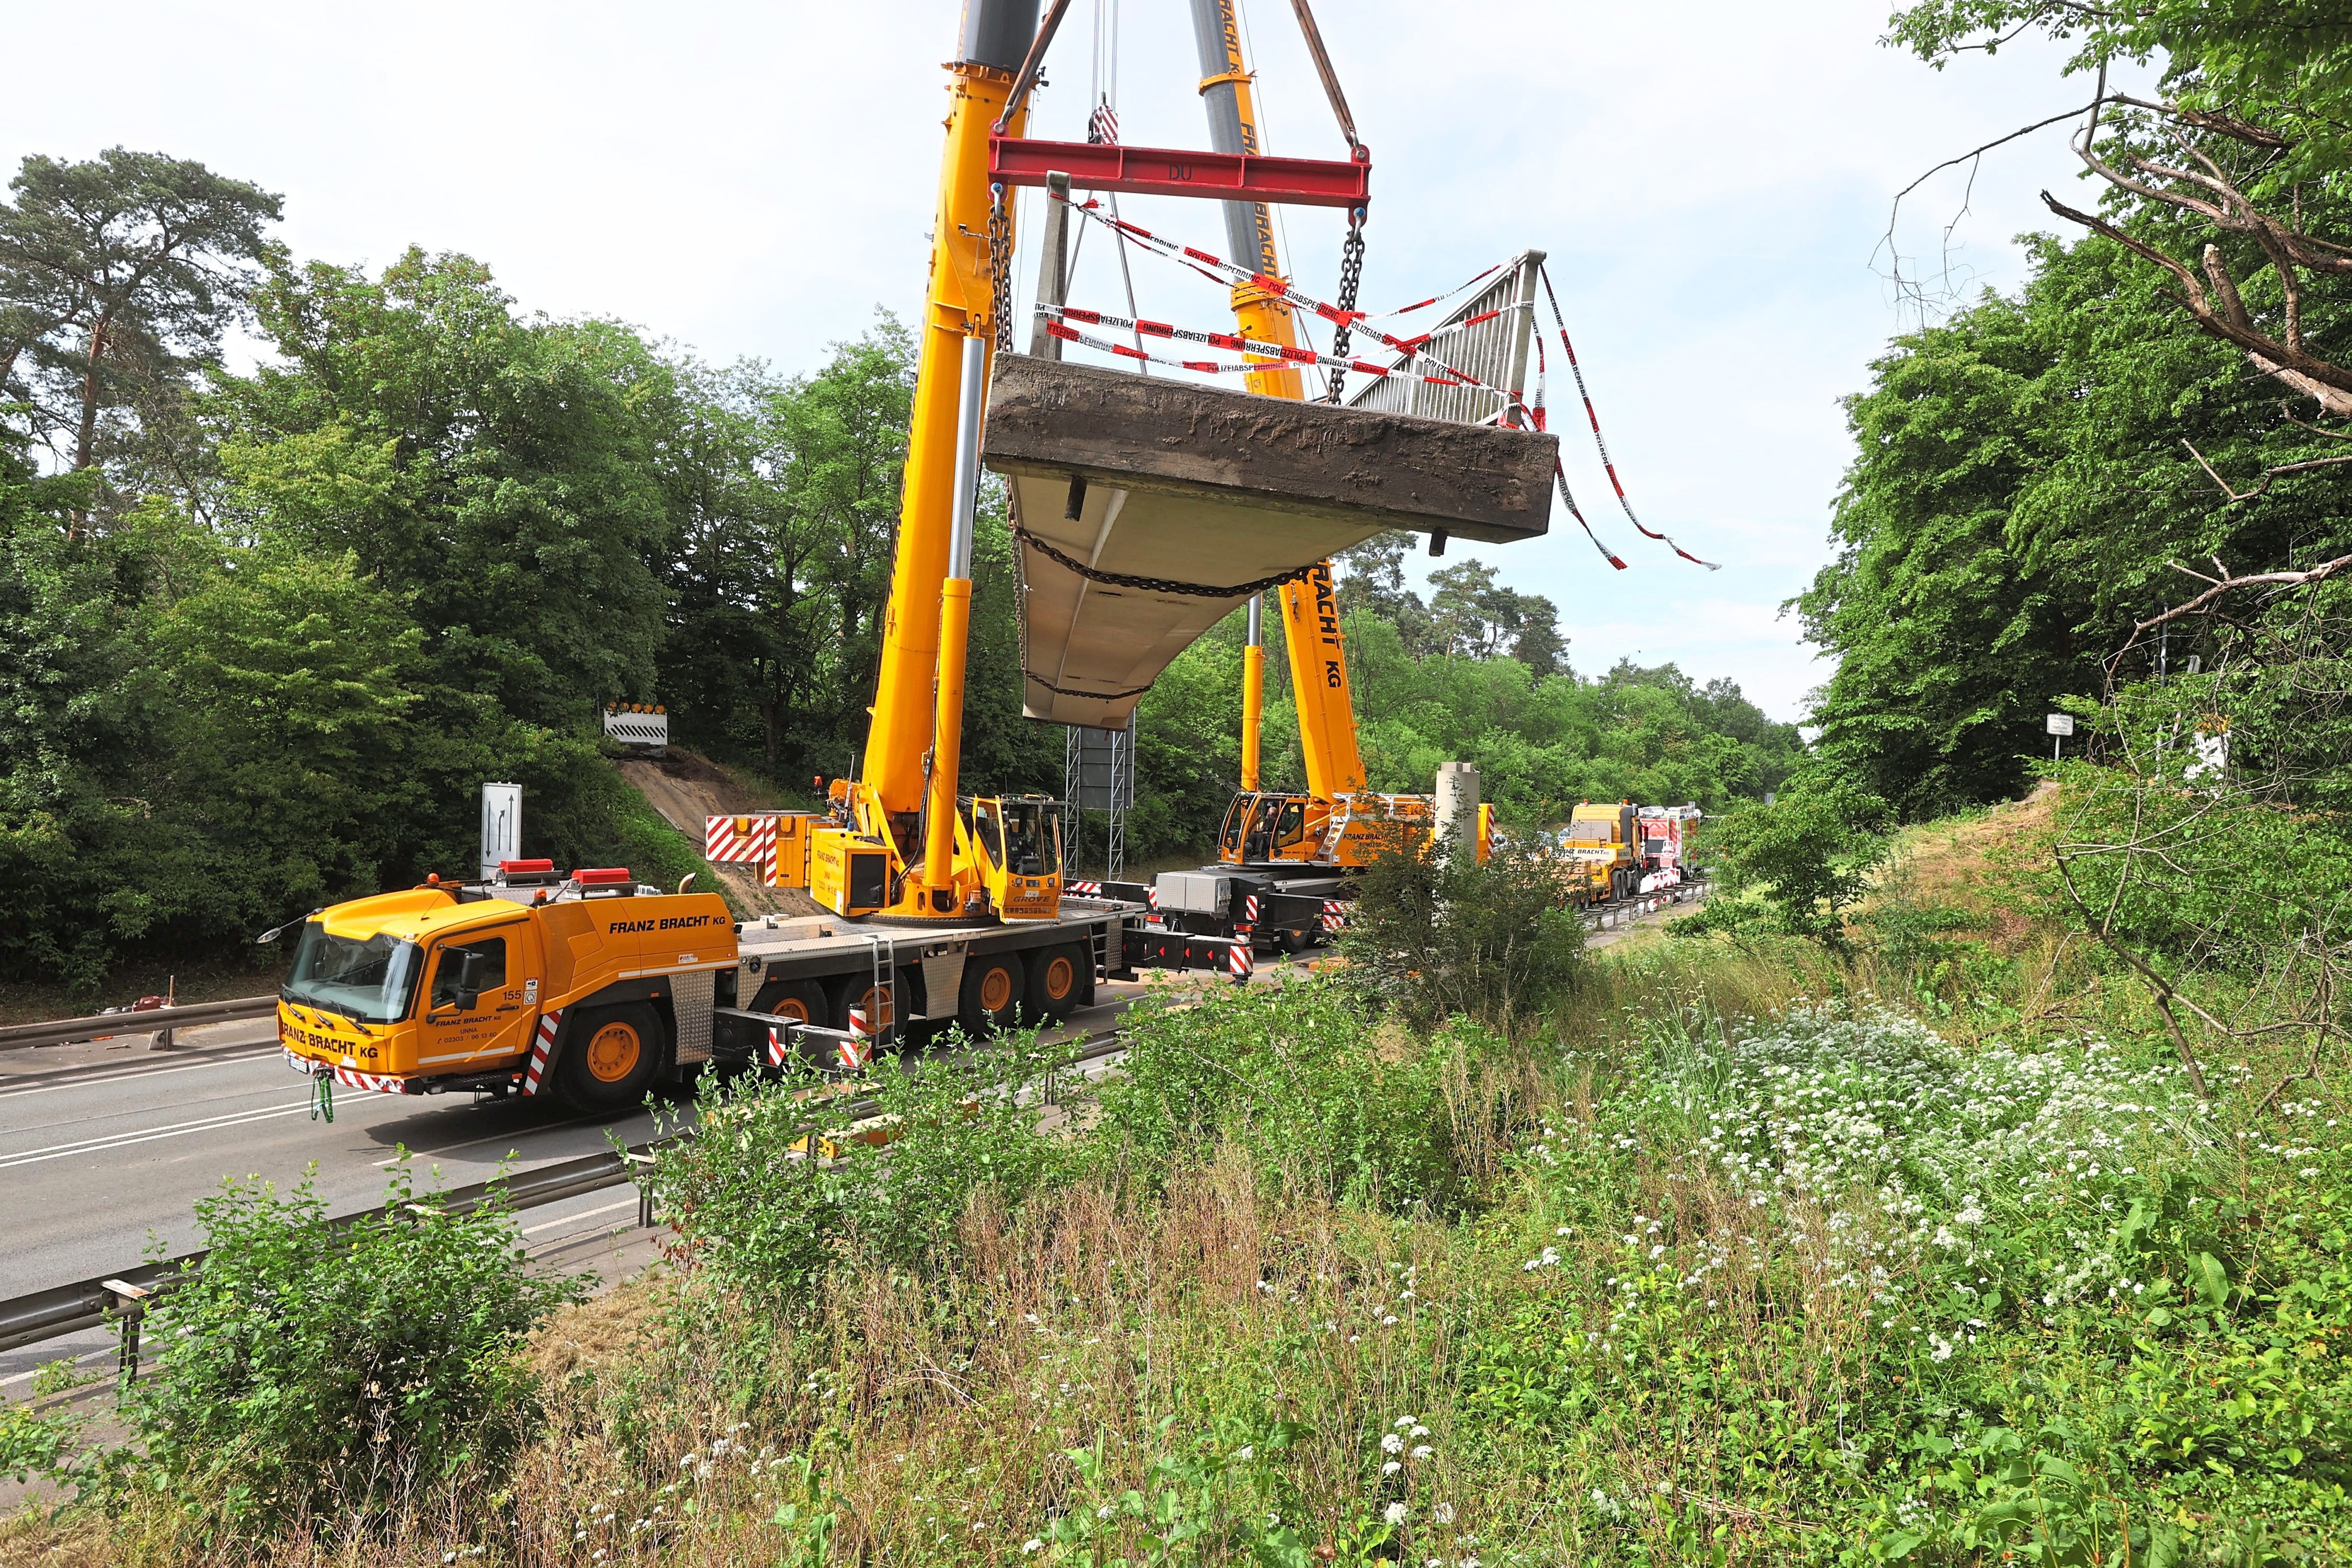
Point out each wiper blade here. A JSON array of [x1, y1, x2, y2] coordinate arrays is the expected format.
[[285, 999, 374, 1037]]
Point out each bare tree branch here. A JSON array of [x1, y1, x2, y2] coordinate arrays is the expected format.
[[2135, 551, 2352, 632], [2179, 436, 2352, 502], [2041, 189, 2352, 414]]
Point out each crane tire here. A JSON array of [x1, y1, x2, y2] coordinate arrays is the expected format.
[[556, 1003, 665, 1113], [958, 951, 1024, 1037], [828, 971, 902, 1049], [751, 979, 828, 1067], [1024, 943, 1086, 1022]]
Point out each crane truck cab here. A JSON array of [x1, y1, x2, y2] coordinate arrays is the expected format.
[[790, 783, 1066, 923], [1557, 800, 1641, 905], [276, 860, 735, 1111]]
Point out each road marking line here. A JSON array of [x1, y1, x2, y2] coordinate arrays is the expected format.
[[373, 1113, 607, 1167], [0, 1100, 320, 1169], [0, 1345, 111, 1390], [5, 1078, 353, 1140], [519, 1197, 638, 1237], [0, 1044, 282, 1101]]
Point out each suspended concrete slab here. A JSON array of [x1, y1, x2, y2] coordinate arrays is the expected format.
[[983, 355, 1556, 728]]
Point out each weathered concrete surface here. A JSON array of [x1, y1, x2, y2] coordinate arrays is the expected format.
[[983, 355, 1557, 543], [983, 356, 1557, 728]]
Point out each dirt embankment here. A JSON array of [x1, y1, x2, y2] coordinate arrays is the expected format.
[[617, 751, 828, 919]]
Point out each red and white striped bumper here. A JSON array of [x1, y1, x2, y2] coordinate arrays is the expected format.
[[283, 1048, 418, 1096]]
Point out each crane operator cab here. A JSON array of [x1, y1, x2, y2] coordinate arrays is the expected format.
[[962, 794, 1064, 920], [1218, 792, 1322, 866]]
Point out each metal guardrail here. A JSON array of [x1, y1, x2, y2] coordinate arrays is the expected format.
[[0, 1132, 686, 1357], [0, 995, 278, 1054], [0, 1027, 1132, 1362]]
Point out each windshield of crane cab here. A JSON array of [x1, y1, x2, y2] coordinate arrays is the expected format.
[[282, 923, 425, 1024], [1219, 796, 1251, 855], [1001, 802, 1061, 877]]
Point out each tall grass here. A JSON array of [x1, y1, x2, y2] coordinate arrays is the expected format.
[[16, 901, 2352, 1565]]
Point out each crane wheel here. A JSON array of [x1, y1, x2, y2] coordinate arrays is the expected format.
[[828, 972, 901, 1048], [556, 1003, 665, 1113], [1277, 927, 1315, 955], [958, 952, 1024, 1037], [1024, 944, 1086, 1022], [752, 979, 828, 1066]]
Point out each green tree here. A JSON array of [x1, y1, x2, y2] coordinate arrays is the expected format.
[[1679, 779, 1890, 948], [217, 249, 670, 729], [0, 149, 280, 519], [1801, 220, 2352, 816]]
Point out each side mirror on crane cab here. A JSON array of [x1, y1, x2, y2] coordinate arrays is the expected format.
[[441, 948, 487, 1012]]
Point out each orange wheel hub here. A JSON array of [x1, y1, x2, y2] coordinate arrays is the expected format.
[[980, 966, 1012, 1012], [1044, 955, 1074, 1001], [585, 1021, 642, 1083]]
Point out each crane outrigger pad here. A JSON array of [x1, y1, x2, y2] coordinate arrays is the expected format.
[[984, 356, 1556, 728]]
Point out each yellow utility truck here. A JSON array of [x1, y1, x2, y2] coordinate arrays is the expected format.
[[1556, 800, 1641, 906], [276, 862, 737, 1111]]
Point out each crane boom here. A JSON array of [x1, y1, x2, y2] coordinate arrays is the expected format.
[[810, 0, 1070, 924], [1186, 0, 1367, 799], [862, 2, 1038, 843]]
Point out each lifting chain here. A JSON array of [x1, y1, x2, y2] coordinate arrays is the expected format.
[[1023, 669, 1155, 701], [1323, 206, 1367, 403], [1012, 522, 1321, 599], [988, 186, 1014, 355]]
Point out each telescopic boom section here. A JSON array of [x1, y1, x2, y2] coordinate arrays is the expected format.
[[863, 1, 1037, 847], [1187, 0, 1367, 799]]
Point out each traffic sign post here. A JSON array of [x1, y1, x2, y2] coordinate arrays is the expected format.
[[2046, 712, 2074, 760]]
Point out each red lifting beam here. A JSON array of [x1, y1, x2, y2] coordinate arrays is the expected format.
[[989, 135, 1369, 209]]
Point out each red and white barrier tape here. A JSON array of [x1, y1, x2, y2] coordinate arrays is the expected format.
[[1533, 262, 1718, 571], [1039, 307, 1511, 395], [1053, 195, 1512, 401], [1362, 261, 1507, 322], [1051, 189, 1714, 575], [1045, 299, 1528, 379]]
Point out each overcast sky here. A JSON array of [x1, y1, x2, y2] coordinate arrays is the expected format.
[[8, 1, 2136, 720]]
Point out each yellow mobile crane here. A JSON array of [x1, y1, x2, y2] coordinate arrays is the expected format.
[[276, 0, 1559, 1108], [276, 4, 1131, 1109], [1186, 0, 1471, 877], [805, 1, 1060, 926]]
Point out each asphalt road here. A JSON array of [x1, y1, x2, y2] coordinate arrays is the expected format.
[[0, 973, 1211, 1392]]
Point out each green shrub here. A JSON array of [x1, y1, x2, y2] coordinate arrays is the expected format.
[[650, 1029, 1068, 1312], [106, 1166, 583, 1534], [1673, 780, 1888, 947], [0, 1401, 76, 1486], [1093, 979, 1497, 1214], [1337, 831, 1584, 1029]]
